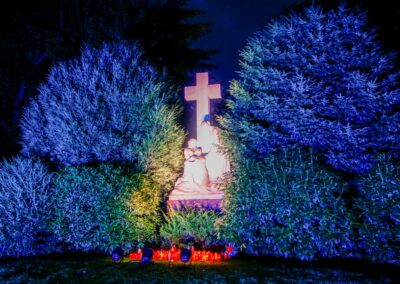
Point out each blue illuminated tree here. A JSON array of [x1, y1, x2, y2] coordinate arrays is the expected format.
[[220, 4, 400, 262], [225, 5, 400, 174], [20, 42, 184, 185]]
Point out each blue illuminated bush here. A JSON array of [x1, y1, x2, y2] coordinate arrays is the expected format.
[[20, 41, 184, 183], [18, 41, 185, 254], [226, 5, 400, 174], [355, 154, 400, 264], [220, 149, 355, 260], [0, 157, 54, 257]]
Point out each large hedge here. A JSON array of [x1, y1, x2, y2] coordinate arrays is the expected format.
[[220, 150, 355, 260], [51, 165, 132, 252], [15, 41, 185, 256], [0, 157, 54, 257], [219, 4, 400, 264], [225, 5, 400, 174], [20, 41, 185, 185], [51, 165, 163, 252]]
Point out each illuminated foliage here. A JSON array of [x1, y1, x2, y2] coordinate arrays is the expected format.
[[355, 154, 400, 264], [51, 165, 134, 252], [220, 149, 355, 260], [18, 41, 185, 254], [52, 167, 169, 252], [124, 174, 162, 243], [220, 4, 400, 263], [20, 42, 184, 176], [225, 5, 400, 174], [0, 157, 54, 257], [138, 105, 185, 191], [160, 208, 220, 249]]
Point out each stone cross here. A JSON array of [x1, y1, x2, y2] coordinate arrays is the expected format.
[[184, 72, 221, 143]]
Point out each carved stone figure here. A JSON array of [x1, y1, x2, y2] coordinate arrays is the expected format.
[[199, 121, 230, 183], [173, 139, 209, 194]]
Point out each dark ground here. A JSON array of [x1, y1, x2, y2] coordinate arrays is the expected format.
[[0, 255, 399, 283]]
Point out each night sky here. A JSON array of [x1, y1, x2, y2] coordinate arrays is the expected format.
[[187, 0, 303, 88]]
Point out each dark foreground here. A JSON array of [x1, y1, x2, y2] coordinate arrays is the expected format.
[[0, 255, 399, 283]]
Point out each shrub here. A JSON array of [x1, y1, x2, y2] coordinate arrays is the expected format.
[[138, 105, 185, 191], [355, 154, 400, 264], [51, 165, 134, 252], [20, 41, 185, 183], [51, 165, 165, 252], [160, 208, 220, 249], [220, 149, 356, 260], [124, 173, 163, 244], [225, 5, 400, 174], [0, 156, 54, 257]]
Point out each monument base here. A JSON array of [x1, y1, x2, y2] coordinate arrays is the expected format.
[[168, 192, 223, 210]]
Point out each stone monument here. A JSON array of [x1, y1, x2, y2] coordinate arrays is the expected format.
[[168, 72, 230, 209]]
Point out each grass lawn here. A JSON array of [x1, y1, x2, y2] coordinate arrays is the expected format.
[[0, 255, 399, 283]]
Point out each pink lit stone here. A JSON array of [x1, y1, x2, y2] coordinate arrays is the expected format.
[[169, 72, 229, 209]]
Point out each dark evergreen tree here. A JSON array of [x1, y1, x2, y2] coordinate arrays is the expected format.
[[225, 5, 400, 174], [0, 0, 215, 157], [296, 0, 400, 65], [125, 0, 217, 83]]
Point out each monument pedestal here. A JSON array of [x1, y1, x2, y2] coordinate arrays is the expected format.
[[168, 191, 223, 210]]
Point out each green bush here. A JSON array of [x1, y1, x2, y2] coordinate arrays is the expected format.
[[160, 208, 220, 249], [138, 104, 185, 192], [0, 157, 54, 257], [355, 154, 400, 264], [220, 149, 356, 260], [51, 165, 165, 252], [125, 173, 162, 244], [51, 165, 132, 252]]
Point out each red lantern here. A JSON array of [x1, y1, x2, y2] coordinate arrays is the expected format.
[[129, 248, 143, 261]]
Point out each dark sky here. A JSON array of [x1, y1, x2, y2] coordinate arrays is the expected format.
[[187, 0, 303, 88]]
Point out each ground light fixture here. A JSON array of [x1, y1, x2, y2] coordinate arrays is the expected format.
[[180, 248, 192, 263], [111, 247, 124, 262], [141, 248, 154, 264]]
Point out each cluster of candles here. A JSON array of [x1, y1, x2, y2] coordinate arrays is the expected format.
[[128, 245, 235, 263]]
